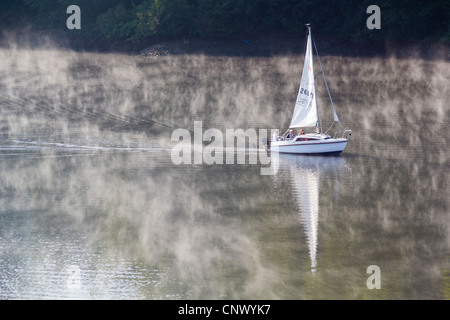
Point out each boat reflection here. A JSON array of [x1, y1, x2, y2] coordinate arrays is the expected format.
[[273, 154, 350, 274]]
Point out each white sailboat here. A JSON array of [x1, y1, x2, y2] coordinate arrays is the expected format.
[[270, 24, 352, 154]]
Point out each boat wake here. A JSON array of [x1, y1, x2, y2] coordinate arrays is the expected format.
[[1, 139, 166, 156]]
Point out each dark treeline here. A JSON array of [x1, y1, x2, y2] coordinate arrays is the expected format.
[[0, 0, 449, 51]]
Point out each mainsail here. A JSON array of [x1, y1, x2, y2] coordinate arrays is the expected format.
[[289, 26, 318, 129]]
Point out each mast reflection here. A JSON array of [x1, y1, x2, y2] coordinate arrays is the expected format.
[[273, 154, 349, 274]]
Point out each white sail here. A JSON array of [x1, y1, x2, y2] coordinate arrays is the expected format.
[[289, 26, 318, 129]]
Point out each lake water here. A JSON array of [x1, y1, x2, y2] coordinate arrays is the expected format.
[[0, 46, 448, 299]]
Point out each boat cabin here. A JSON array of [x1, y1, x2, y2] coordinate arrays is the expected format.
[[293, 134, 331, 142]]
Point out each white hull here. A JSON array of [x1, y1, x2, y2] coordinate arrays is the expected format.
[[270, 138, 348, 154]]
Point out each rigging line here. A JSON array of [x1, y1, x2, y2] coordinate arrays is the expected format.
[[311, 35, 343, 130], [324, 121, 335, 135]]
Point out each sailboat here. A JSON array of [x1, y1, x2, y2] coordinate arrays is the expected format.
[[270, 24, 352, 154]]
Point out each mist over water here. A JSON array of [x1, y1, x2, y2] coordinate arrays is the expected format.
[[0, 40, 449, 299]]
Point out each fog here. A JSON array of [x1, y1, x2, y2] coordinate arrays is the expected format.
[[0, 41, 448, 162], [0, 38, 448, 299]]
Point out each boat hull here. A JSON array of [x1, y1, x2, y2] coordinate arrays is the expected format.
[[270, 138, 348, 154]]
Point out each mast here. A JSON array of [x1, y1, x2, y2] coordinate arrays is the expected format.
[[307, 24, 321, 133]]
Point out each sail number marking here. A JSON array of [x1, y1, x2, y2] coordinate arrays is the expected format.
[[299, 88, 314, 99]]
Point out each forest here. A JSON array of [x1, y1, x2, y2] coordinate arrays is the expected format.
[[0, 0, 449, 51]]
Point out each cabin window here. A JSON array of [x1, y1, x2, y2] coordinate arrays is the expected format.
[[295, 137, 318, 142]]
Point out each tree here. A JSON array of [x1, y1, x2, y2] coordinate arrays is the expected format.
[[135, 0, 192, 40], [96, 3, 136, 41]]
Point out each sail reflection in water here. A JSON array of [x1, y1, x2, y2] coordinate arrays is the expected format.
[[273, 155, 350, 274]]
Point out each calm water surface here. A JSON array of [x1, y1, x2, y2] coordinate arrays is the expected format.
[[0, 48, 448, 299]]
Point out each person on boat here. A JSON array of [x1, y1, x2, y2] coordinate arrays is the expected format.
[[285, 129, 295, 140], [272, 129, 281, 141], [299, 129, 305, 135]]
